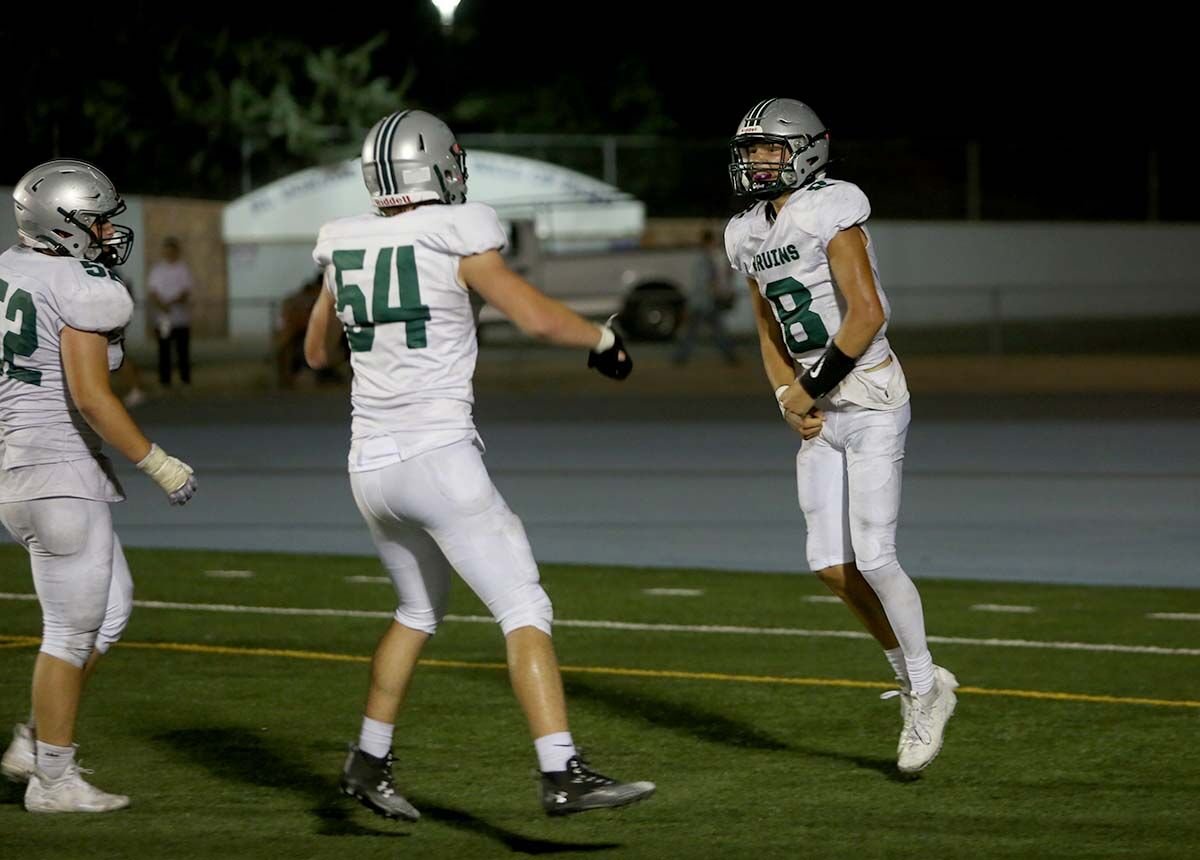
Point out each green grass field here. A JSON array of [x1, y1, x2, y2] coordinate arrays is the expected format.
[[2, 545, 1198, 859]]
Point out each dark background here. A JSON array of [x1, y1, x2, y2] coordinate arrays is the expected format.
[[2, 3, 1191, 218]]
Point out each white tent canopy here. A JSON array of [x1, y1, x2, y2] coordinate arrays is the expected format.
[[221, 150, 645, 249]]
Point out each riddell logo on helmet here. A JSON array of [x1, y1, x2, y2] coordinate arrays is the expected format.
[[739, 125, 764, 135], [375, 194, 416, 207]]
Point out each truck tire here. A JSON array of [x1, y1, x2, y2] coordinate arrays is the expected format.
[[621, 285, 684, 341]]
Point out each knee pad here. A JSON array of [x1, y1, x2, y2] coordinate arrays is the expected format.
[[495, 581, 553, 637], [389, 558, 451, 636], [858, 556, 902, 584], [41, 605, 104, 668], [392, 603, 442, 636], [95, 549, 134, 655]]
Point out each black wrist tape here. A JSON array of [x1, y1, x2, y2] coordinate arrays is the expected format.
[[798, 342, 856, 399]]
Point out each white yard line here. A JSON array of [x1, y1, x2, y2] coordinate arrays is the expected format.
[[2, 592, 1197, 656]]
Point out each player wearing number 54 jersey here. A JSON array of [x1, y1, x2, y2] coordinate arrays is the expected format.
[[305, 110, 651, 821], [726, 98, 958, 774]]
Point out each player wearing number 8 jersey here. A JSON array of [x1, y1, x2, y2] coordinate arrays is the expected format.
[[305, 110, 651, 821], [725, 98, 958, 774]]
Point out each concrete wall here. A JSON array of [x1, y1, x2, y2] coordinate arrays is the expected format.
[[140, 197, 227, 339], [645, 219, 1200, 330]]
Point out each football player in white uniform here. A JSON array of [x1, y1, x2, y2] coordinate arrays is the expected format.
[[0, 161, 197, 812], [305, 110, 653, 819], [726, 99, 957, 774]]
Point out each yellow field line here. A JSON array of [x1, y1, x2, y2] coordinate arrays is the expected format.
[[3, 635, 1198, 709]]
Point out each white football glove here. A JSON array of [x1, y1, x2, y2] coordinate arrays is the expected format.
[[137, 444, 197, 506]]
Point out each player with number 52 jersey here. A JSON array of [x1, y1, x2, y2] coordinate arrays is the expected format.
[[0, 160, 196, 814]]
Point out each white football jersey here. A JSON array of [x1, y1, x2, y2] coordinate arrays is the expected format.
[[0, 245, 132, 502], [313, 202, 507, 470], [725, 179, 893, 373]]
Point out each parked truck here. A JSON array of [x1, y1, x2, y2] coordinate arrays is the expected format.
[[476, 219, 702, 341]]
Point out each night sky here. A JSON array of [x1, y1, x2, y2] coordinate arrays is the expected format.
[[0, 2, 1189, 212]]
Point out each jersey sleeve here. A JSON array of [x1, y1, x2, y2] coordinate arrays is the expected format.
[[724, 216, 747, 276], [54, 262, 134, 333], [444, 203, 508, 257], [799, 181, 872, 247], [312, 224, 334, 270]]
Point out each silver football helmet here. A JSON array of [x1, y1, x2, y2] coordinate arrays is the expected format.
[[729, 99, 830, 199], [12, 159, 134, 266], [361, 110, 468, 209]]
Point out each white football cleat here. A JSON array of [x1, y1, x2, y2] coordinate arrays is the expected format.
[[25, 762, 130, 813], [1, 723, 35, 783], [897, 666, 958, 774], [879, 681, 913, 755]]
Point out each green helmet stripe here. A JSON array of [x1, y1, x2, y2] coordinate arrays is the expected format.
[[374, 113, 399, 194], [382, 110, 413, 194], [375, 111, 410, 196]]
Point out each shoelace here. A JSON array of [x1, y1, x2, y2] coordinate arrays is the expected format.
[[881, 689, 929, 748], [568, 758, 614, 786], [376, 753, 398, 796], [904, 697, 935, 745], [880, 689, 913, 718], [41, 762, 96, 789]]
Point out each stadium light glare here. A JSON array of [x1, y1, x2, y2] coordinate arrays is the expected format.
[[431, 0, 461, 27]]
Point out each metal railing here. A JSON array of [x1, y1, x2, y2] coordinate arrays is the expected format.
[[460, 134, 1189, 222]]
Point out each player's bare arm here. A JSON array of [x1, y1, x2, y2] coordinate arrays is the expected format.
[[827, 226, 886, 356], [61, 327, 152, 463], [750, 277, 823, 438], [778, 226, 884, 418], [62, 326, 195, 504], [749, 277, 795, 391], [304, 287, 343, 370], [460, 250, 608, 349]]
